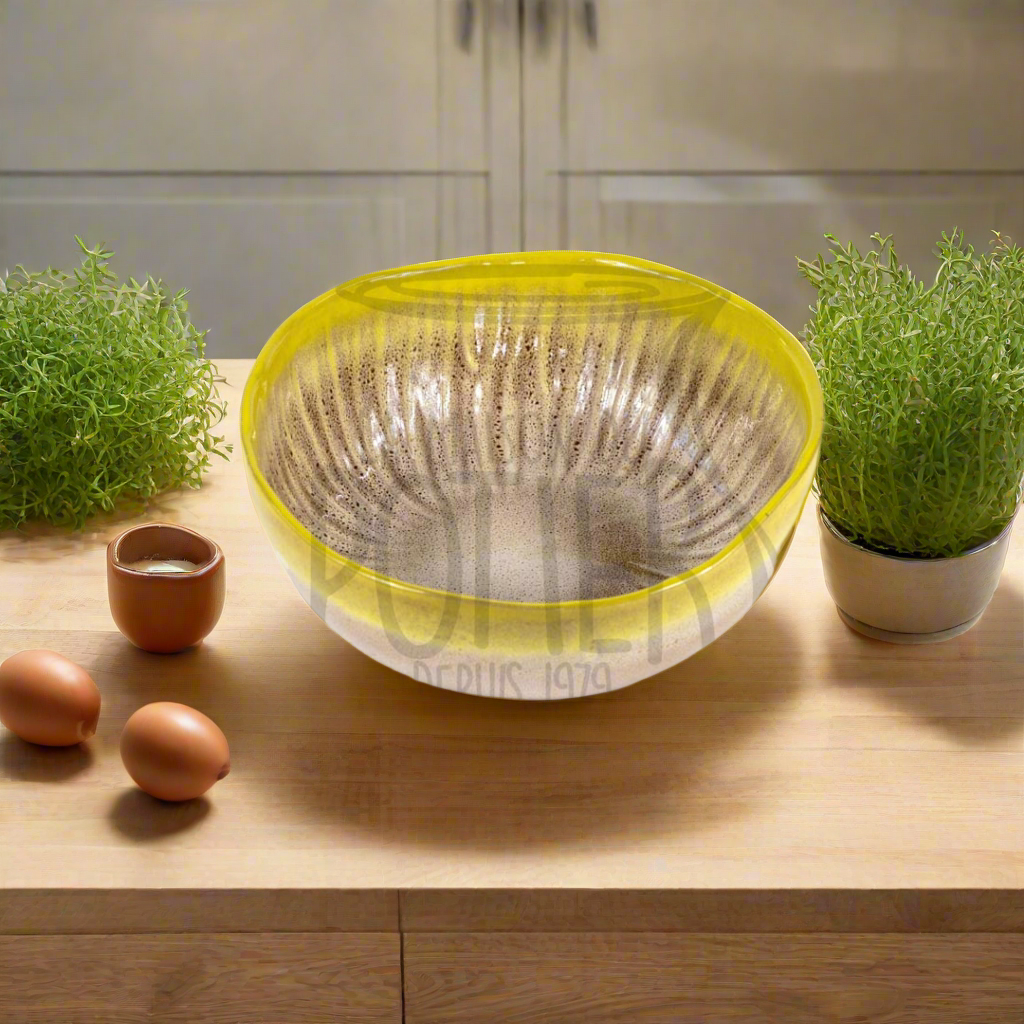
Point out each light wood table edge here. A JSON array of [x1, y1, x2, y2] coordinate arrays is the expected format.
[[0, 889, 398, 934], [396, 888, 1024, 933], [5, 888, 1023, 935]]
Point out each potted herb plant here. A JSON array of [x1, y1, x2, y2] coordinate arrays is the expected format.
[[797, 231, 1024, 642]]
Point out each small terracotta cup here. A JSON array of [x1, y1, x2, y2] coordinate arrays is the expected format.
[[107, 523, 225, 654]]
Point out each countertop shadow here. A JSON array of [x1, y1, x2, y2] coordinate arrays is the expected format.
[[825, 581, 1023, 746], [93, 633, 260, 709], [0, 488, 205, 562], [246, 599, 804, 853], [0, 733, 94, 782], [108, 789, 211, 842]]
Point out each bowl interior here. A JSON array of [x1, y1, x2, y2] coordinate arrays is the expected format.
[[250, 254, 812, 603]]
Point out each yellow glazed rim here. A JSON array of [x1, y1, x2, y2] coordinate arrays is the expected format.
[[241, 251, 823, 611]]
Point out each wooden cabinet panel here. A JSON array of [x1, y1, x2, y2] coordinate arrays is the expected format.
[[405, 933, 1024, 1023], [558, 172, 1024, 332], [558, 0, 1024, 172], [0, 933, 401, 1023], [0, 0, 484, 172], [0, 174, 487, 356], [525, 2, 1024, 272]]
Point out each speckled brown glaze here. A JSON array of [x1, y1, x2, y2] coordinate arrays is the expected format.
[[106, 524, 225, 654], [257, 306, 805, 602]]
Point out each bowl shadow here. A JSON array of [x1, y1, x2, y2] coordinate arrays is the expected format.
[[248, 600, 804, 853], [0, 733, 95, 782], [824, 580, 1024, 746], [108, 788, 212, 842]]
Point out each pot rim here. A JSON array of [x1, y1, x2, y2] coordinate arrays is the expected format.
[[817, 504, 1018, 563]]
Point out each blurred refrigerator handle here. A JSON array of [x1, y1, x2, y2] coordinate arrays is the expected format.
[[533, 0, 553, 49], [465, 1, 592, 50], [581, 0, 598, 46], [457, 0, 475, 49], [528, 2, 596, 52]]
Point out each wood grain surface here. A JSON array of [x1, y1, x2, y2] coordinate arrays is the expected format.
[[0, 360, 1021, 930], [404, 932, 1024, 1024], [0, 933, 401, 1023]]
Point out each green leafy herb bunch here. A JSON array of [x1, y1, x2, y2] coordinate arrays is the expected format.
[[0, 238, 230, 529], [798, 230, 1024, 558]]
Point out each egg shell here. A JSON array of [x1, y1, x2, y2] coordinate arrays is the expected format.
[[120, 702, 230, 802], [0, 650, 101, 746]]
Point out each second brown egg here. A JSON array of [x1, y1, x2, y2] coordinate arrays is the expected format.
[[120, 702, 230, 802]]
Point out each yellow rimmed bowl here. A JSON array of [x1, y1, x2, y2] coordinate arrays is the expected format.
[[242, 252, 822, 699]]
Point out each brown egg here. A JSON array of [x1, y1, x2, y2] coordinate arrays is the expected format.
[[120, 702, 230, 802], [0, 650, 101, 746]]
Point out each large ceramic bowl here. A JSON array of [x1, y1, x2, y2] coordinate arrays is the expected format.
[[242, 252, 822, 699]]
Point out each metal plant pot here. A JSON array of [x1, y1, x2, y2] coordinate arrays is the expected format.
[[817, 505, 1016, 644]]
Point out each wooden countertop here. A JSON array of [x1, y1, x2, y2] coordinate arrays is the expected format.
[[1, 359, 1021, 934]]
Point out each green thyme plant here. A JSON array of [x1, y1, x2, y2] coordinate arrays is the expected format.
[[0, 238, 230, 529], [798, 230, 1024, 558]]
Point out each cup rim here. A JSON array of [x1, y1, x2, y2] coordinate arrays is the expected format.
[[107, 522, 223, 579]]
